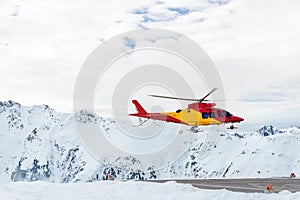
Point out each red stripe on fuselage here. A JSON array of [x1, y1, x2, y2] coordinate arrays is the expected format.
[[129, 112, 189, 125]]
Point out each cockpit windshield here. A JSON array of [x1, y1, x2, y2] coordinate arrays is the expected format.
[[224, 111, 232, 117]]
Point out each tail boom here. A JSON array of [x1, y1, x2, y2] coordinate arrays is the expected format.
[[129, 100, 189, 125]]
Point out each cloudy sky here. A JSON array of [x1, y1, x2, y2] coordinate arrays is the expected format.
[[1, 0, 300, 129]]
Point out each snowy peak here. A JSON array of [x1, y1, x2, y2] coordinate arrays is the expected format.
[[257, 125, 300, 137], [0, 101, 99, 183], [257, 125, 282, 136], [74, 110, 100, 124]]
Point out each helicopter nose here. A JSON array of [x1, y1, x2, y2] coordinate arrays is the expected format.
[[234, 116, 244, 122]]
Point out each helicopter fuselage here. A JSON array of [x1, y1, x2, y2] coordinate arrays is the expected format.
[[129, 100, 244, 127]]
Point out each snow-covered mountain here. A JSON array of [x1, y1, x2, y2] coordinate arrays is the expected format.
[[0, 100, 299, 183]]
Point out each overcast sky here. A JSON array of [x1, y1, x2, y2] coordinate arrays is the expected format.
[[0, 0, 300, 129]]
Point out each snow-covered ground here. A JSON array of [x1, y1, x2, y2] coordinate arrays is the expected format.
[[0, 181, 299, 200]]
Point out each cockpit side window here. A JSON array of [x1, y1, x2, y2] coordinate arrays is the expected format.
[[209, 112, 215, 118], [217, 110, 223, 118], [202, 112, 209, 119], [176, 109, 182, 113]]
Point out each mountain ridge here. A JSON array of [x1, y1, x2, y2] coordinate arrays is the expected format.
[[0, 100, 299, 183]]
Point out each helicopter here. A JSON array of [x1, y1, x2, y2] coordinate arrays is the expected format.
[[129, 88, 244, 131]]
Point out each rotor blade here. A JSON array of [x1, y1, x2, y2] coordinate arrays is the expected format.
[[203, 99, 239, 102], [199, 88, 218, 102], [148, 94, 200, 102], [149, 88, 218, 102]]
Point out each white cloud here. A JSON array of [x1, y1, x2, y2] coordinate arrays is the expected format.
[[0, 0, 299, 128]]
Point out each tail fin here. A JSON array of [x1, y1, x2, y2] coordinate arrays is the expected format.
[[131, 100, 147, 115]]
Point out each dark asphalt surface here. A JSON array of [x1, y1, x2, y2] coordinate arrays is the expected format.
[[148, 178, 300, 193]]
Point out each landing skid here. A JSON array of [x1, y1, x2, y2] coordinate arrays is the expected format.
[[190, 126, 203, 133], [134, 118, 150, 127], [227, 124, 238, 130]]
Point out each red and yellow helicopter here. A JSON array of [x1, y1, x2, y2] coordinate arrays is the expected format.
[[129, 88, 244, 130]]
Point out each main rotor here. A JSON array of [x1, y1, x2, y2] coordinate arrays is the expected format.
[[149, 88, 218, 103]]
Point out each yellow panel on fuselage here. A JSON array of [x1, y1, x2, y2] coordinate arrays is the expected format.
[[164, 108, 221, 126]]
